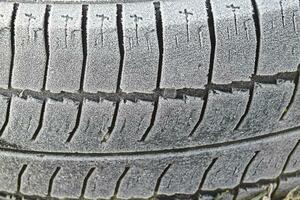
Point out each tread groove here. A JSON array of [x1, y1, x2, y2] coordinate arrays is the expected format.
[[197, 158, 218, 193], [138, 2, 163, 142], [234, 0, 261, 130], [66, 102, 82, 143], [8, 3, 19, 89], [116, 4, 124, 93], [16, 164, 27, 193], [47, 167, 61, 197], [112, 167, 130, 199], [42, 5, 51, 91], [80, 167, 96, 199], [189, 0, 216, 137], [233, 151, 260, 200], [79, 4, 88, 92], [280, 65, 300, 120], [0, 98, 12, 138], [31, 100, 46, 141], [154, 163, 172, 196], [101, 102, 119, 143], [100, 4, 124, 143]]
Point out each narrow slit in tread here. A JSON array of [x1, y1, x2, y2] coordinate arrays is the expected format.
[[47, 167, 61, 197], [153, 164, 172, 196], [189, 0, 216, 137], [112, 167, 130, 199], [17, 164, 27, 193], [31, 100, 46, 141], [8, 3, 19, 89], [42, 5, 51, 90], [80, 167, 96, 199]]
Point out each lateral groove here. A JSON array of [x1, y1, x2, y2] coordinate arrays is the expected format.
[[47, 167, 61, 197], [16, 164, 27, 193], [8, 3, 19, 89], [112, 167, 130, 199], [80, 167, 96, 199], [189, 0, 216, 137], [42, 5, 51, 91], [31, 100, 46, 141]]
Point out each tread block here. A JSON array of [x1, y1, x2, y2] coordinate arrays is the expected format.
[[239, 81, 294, 133], [51, 163, 91, 199], [275, 176, 300, 199], [193, 89, 248, 142], [199, 191, 234, 200], [84, 4, 120, 93], [85, 161, 126, 199], [13, 4, 46, 91], [284, 141, 300, 173], [160, 0, 211, 89], [211, 0, 257, 83], [237, 184, 276, 200], [69, 99, 115, 152], [202, 149, 255, 190], [118, 160, 166, 199], [158, 155, 211, 195], [121, 2, 159, 93], [0, 155, 22, 193], [244, 137, 298, 183], [106, 100, 154, 151], [2, 96, 43, 142], [20, 162, 56, 197], [46, 5, 83, 93], [0, 3, 14, 88], [147, 96, 203, 143], [256, 0, 300, 75], [35, 99, 78, 147]]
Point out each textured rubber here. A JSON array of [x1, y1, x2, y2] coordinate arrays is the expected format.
[[0, 0, 299, 199]]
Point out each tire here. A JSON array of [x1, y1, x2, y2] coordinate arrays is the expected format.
[[0, 0, 299, 199]]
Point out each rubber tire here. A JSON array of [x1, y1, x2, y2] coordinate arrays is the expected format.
[[0, 0, 299, 199]]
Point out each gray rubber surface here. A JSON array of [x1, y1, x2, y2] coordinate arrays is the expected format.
[[0, 0, 299, 199]]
